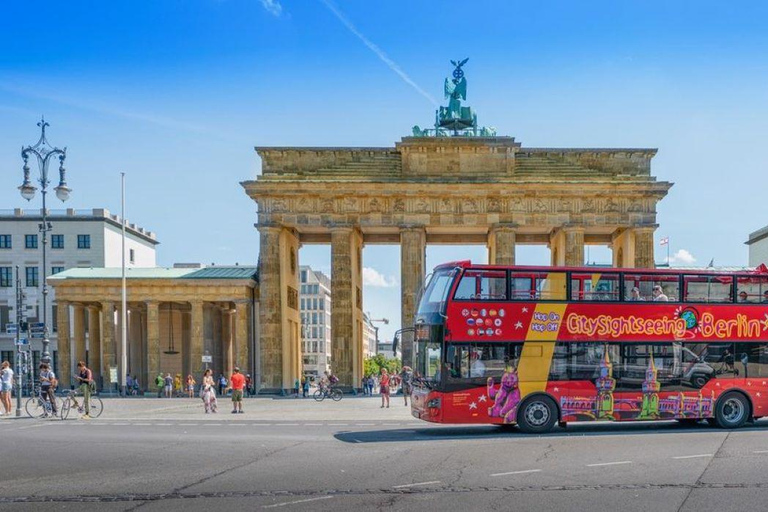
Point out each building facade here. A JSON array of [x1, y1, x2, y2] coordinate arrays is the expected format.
[[0, 208, 157, 373], [300, 266, 331, 377], [747, 225, 768, 267], [362, 313, 377, 360]]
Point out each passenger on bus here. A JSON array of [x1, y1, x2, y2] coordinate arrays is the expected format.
[[470, 351, 486, 378], [738, 290, 750, 302], [628, 287, 643, 301], [763, 290, 768, 303], [652, 285, 668, 302]]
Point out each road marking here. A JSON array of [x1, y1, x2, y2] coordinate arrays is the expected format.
[[352, 439, 362, 443], [355, 423, 375, 426], [274, 423, 299, 426], [134, 423, 151, 426], [154, 423, 172, 426], [673, 454, 713, 460], [304, 423, 322, 426], [262, 496, 334, 508], [203, 423, 222, 426], [586, 461, 633, 467], [490, 469, 542, 477], [393, 480, 441, 489], [178, 423, 197, 426], [327, 423, 348, 426], [753, 450, 768, 454]]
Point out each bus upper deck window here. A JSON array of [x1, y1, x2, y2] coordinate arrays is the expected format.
[[454, 270, 507, 301]]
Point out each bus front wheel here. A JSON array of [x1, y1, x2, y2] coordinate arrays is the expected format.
[[714, 392, 750, 429], [517, 395, 558, 434]]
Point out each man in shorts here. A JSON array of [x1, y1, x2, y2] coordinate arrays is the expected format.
[[228, 367, 246, 414]]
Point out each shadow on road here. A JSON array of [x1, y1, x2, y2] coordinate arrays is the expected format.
[[334, 418, 768, 444]]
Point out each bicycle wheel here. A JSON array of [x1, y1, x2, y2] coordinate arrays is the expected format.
[[87, 397, 104, 418], [331, 388, 343, 402], [313, 389, 325, 402], [25, 397, 45, 418], [60, 398, 71, 420]]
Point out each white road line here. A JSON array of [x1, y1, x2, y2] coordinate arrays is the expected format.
[[134, 423, 151, 426], [393, 481, 441, 489], [327, 423, 348, 426], [203, 423, 222, 426], [586, 461, 633, 467], [178, 423, 197, 426], [490, 469, 542, 477], [304, 423, 322, 426], [262, 496, 334, 509], [673, 454, 713, 460], [355, 423, 375, 426], [753, 450, 768, 454], [274, 423, 299, 426], [154, 423, 172, 426]]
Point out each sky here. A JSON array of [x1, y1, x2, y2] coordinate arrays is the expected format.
[[1, 0, 767, 342]]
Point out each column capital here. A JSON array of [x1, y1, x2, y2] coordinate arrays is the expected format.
[[86, 304, 100, 311], [632, 224, 658, 234], [256, 222, 284, 233], [329, 224, 354, 235], [489, 223, 518, 234], [56, 299, 70, 307], [399, 225, 426, 233]]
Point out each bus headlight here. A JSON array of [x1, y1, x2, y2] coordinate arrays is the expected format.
[[427, 398, 441, 409]]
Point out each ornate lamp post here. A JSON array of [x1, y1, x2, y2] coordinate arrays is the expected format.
[[19, 118, 72, 366]]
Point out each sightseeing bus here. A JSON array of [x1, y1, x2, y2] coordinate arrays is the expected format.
[[411, 261, 768, 433]]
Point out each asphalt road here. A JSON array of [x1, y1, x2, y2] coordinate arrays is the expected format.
[[2, 399, 768, 511]]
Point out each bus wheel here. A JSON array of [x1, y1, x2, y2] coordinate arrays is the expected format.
[[714, 392, 750, 429], [517, 395, 558, 434]]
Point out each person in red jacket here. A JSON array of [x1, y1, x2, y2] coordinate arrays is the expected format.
[[227, 367, 246, 414]]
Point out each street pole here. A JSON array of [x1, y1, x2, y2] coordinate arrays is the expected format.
[[14, 266, 22, 417], [120, 173, 127, 397]]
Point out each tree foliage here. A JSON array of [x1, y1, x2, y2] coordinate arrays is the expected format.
[[363, 354, 402, 378]]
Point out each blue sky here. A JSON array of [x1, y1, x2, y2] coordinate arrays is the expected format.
[[1, 1, 767, 341]]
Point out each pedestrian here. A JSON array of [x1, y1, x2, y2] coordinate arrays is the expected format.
[[132, 375, 140, 396], [294, 377, 300, 398], [74, 361, 93, 419], [302, 376, 309, 398], [361, 376, 368, 395], [0, 361, 14, 416], [173, 374, 182, 397], [228, 367, 246, 414], [201, 369, 218, 413], [245, 374, 252, 396], [39, 363, 58, 417], [155, 373, 164, 398], [218, 374, 227, 396], [379, 368, 391, 408], [164, 373, 173, 398], [126, 374, 133, 391], [400, 366, 413, 407], [186, 374, 196, 398]]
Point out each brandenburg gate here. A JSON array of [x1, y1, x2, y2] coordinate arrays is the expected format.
[[242, 60, 672, 391]]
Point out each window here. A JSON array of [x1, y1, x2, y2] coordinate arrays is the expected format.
[[25, 234, 38, 249], [684, 275, 733, 303], [549, 342, 621, 381], [510, 271, 567, 301], [77, 234, 91, 249], [0, 267, 12, 287], [454, 270, 507, 301], [0, 235, 11, 249], [300, 270, 307, 283], [734, 276, 768, 303], [0, 306, 9, 331], [25, 266, 38, 287], [735, 343, 768, 379], [52, 305, 58, 332], [129, 249, 135, 264], [417, 268, 457, 315], [313, 298, 318, 310], [300, 298, 306, 310], [319, 298, 325, 310], [623, 273, 680, 302], [312, 312, 317, 325], [51, 234, 64, 249], [444, 342, 523, 388], [51, 266, 64, 275], [571, 273, 620, 301]]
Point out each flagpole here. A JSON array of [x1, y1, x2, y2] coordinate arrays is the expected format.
[[667, 238, 670, 267], [120, 172, 127, 397]]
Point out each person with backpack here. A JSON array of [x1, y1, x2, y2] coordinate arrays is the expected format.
[[155, 373, 164, 398], [39, 363, 58, 417], [163, 373, 173, 398], [302, 376, 310, 398]]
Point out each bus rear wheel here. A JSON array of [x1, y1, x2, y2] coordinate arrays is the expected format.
[[714, 392, 750, 429], [517, 395, 558, 434]]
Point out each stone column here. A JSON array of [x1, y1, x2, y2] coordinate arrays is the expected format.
[[56, 301, 71, 389], [145, 301, 160, 393], [190, 301, 205, 384], [72, 304, 86, 368], [87, 305, 101, 388], [331, 226, 364, 389], [400, 226, 426, 368], [101, 301, 116, 389], [488, 225, 516, 265], [633, 226, 656, 268], [222, 309, 234, 377], [611, 229, 634, 268], [235, 301, 250, 376], [128, 307, 143, 387]]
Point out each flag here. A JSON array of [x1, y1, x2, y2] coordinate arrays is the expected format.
[[707, 258, 714, 268], [659, 237, 669, 246]]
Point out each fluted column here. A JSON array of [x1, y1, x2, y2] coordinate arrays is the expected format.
[[400, 226, 426, 368], [145, 301, 160, 391], [331, 226, 364, 389], [56, 301, 71, 389], [633, 226, 656, 268], [235, 301, 250, 376], [488, 225, 517, 265], [190, 301, 205, 383], [100, 301, 116, 389], [222, 309, 234, 377], [72, 304, 86, 369], [87, 305, 101, 388]]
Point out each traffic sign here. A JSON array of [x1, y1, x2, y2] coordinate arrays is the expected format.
[[30, 322, 45, 332], [15, 338, 28, 347], [201, 355, 213, 363], [5, 323, 17, 334]]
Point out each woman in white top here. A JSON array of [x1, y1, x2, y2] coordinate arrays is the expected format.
[[0, 361, 14, 415], [201, 369, 217, 414]]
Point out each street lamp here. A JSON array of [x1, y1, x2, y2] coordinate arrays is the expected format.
[[19, 117, 72, 366]]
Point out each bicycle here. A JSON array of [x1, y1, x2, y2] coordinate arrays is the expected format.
[[24, 387, 63, 419], [60, 388, 104, 419], [313, 386, 342, 402]]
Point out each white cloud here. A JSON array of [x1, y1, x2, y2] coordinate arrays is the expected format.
[[260, 0, 283, 17], [669, 249, 696, 265], [362, 267, 397, 287]]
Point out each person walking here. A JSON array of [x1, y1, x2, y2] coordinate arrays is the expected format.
[[201, 369, 218, 413], [302, 376, 309, 398], [217, 374, 227, 396], [379, 368, 391, 408], [155, 373, 164, 398], [186, 374, 196, 398], [173, 374, 182, 397], [164, 373, 173, 398], [245, 374, 253, 396], [39, 363, 58, 417], [400, 366, 413, 407], [228, 367, 246, 414], [294, 377, 300, 398], [0, 361, 14, 416], [361, 376, 368, 395], [74, 361, 93, 419]]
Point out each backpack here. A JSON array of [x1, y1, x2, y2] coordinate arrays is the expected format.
[[156, 376, 164, 387], [329, 375, 339, 384]]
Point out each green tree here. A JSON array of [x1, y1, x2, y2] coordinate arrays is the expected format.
[[363, 354, 402, 377]]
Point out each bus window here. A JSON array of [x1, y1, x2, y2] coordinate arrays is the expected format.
[[623, 274, 679, 302], [417, 268, 457, 315], [445, 342, 523, 385], [548, 342, 620, 381], [570, 273, 620, 301], [683, 275, 733, 303], [734, 276, 768, 303], [510, 271, 566, 300], [454, 270, 507, 301], [735, 343, 768, 378]]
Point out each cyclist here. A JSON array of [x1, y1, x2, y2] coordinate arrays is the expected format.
[[39, 363, 58, 417], [74, 361, 93, 419]]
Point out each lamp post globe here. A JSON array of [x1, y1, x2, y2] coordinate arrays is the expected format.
[[19, 183, 36, 201], [54, 184, 71, 202]]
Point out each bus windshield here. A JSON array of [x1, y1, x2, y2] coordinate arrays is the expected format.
[[417, 268, 457, 317], [415, 339, 442, 386]]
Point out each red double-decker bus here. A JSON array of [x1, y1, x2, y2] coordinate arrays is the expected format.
[[410, 261, 768, 433]]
